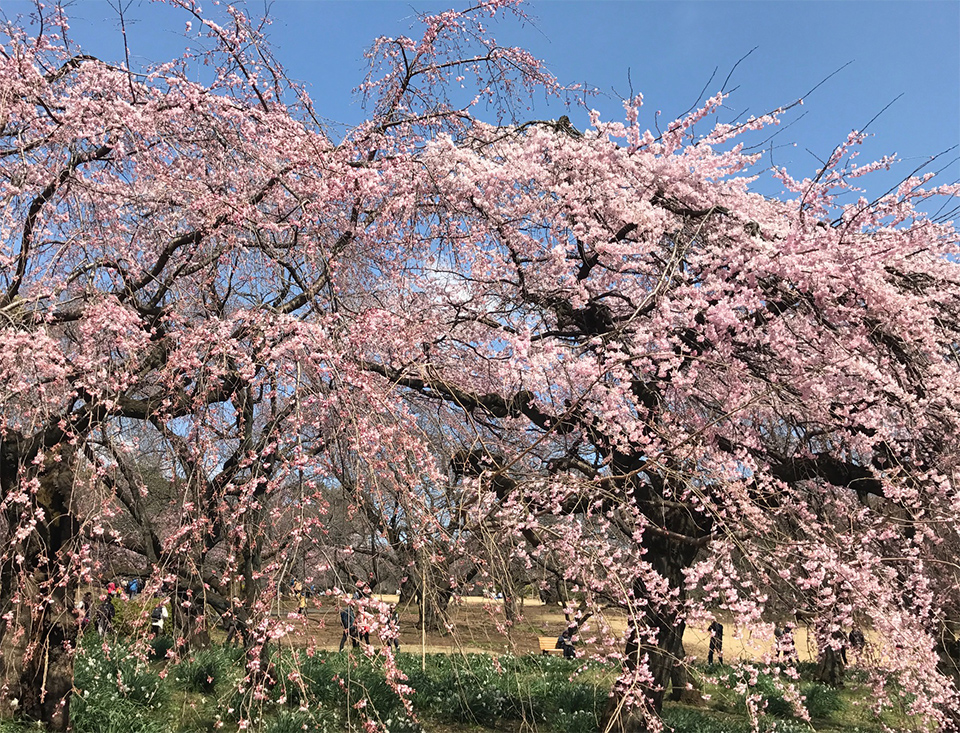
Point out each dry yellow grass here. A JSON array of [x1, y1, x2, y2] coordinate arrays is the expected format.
[[278, 594, 817, 662]]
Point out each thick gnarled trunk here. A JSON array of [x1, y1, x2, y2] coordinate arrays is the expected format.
[[0, 449, 79, 731], [815, 625, 847, 688], [416, 585, 453, 632], [936, 621, 960, 729], [400, 559, 455, 633], [601, 528, 702, 732], [0, 572, 76, 730]]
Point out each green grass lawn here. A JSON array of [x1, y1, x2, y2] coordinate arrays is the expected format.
[[0, 634, 914, 733]]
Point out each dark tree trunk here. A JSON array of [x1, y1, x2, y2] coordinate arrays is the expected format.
[[816, 633, 847, 688], [936, 620, 960, 682], [417, 586, 453, 632], [936, 622, 960, 729], [598, 459, 710, 733], [171, 594, 211, 651], [600, 534, 700, 733], [0, 447, 79, 731], [669, 640, 688, 702], [400, 563, 454, 632], [234, 512, 276, 721], [538, 579, 563, 606], [0, 573, 76, 729]]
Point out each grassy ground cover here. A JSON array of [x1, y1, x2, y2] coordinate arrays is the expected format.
[[0, 632, 909, 733], [0, 596, 903, 732]]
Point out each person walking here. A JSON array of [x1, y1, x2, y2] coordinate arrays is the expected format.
[[385, 604, 401, 652], [96, 596, 115, 636], [150, 599, 169, 637], [293, 580, 306, 617], [353, 582, 372, 645], [776, 622, 798, 662], [339, 604, 357, 651]]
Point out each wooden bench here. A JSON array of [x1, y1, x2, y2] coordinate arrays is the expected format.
[[538, 636, 563, 655]]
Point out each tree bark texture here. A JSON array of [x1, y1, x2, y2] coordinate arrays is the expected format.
[[0, 449, 78, 731], [601, 532, 700, 732]]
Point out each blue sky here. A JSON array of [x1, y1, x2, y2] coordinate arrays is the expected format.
[[5, 0, 958, 202]]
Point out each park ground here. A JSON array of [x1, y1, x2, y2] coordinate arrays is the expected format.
[[282, 594, 817, 663], [69, 592, 904, 733]]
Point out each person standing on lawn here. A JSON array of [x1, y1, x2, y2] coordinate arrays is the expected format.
[[708, 620, 724, 665], [339, 602, 357, 651]]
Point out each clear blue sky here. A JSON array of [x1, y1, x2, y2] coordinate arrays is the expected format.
[[4, 0, 958, 202]]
